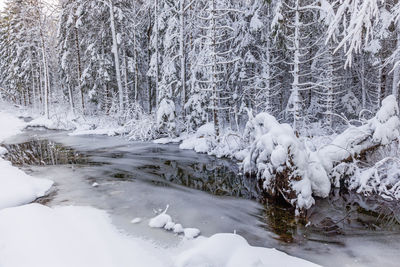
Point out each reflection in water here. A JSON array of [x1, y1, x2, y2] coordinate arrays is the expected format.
[[260, 189, 400, 243], [2, 140, 87, 166], [140, 160, 259, 199]]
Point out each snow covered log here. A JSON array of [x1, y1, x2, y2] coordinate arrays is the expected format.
[[243, 113, 330, 215], [243, 95, 400, 215]]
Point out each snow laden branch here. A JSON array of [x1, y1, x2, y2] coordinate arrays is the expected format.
[[326, 0, 384, 67], [243, 95, 400, 215]]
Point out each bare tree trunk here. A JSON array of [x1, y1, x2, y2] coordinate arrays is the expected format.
[[109, 0, 124, 112], [210, 0, 220, 138], [73, 14, 84, 112], [179, 0, 186, 115]]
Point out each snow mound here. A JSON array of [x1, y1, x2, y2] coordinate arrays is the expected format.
[[0, 158, 54, 210], [183, 228, 201, 239], [148, 206, 201, 239], [179, 123, 215, 153], [175, 233, 320, 267], [149, 206, 172, 228], [243, 112, 330, 213]]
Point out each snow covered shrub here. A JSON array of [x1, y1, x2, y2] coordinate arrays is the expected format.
[[180, 123, 216, 153], [125, 114, 159, 141], [317, 95, 400, 172], [349, 157, 400, 200], [184, 92, 207, 133], [118, 103, 159, 141], [243, 112, 330, 214], [156, 98, 177, 137], [317, 95, 400, 200]]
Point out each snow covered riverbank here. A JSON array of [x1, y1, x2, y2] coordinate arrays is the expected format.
[[0, 110, 53, 209], [0, 203, 319, 267]]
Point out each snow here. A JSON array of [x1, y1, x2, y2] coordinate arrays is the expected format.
[[149, 206, 173, 228], [0, 204, 168, 267], [173, 224, 184, 234], [28, 116, 75, 131], [349, 157, 400, 200], [175, 233, 320, 267], [0, 203, 319, 267], [179, 123, 215, 154], [183, 228, 201, 239], [0, 159, 53, 210], [130, 217, 142, 224], [0, 111, 25, 140], [0, 110, 53, 210], [243, 112, 330, 212]]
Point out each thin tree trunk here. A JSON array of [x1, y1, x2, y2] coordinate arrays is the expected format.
[[109, 0, 124, 112], [73, 15, 84, 112], [179, 0, 186, 115]]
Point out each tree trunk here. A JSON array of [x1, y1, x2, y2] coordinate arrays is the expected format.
[[109, 0, 124, 112]]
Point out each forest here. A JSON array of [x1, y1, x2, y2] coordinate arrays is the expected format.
[[1, 0, 399, 132], [1, 0, 400, 211]]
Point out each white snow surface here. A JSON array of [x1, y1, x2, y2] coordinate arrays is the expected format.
[[0, 203, 320, 267], [0, 110, 53, 210], [0, 159, 53, 210], [175, 233, 320, 267]]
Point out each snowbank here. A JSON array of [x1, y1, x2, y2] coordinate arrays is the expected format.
[[0, 110, 53, 209], [175, 233, 320, 267], [0, 159, 53, 209], [0, 203, 319, 267], [0, 204, 168, 267]]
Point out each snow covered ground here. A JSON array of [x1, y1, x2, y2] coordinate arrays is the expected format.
[[0, 203, 319, 267]]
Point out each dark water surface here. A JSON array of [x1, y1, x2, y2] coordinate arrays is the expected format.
[[3, 128, 400, 267]]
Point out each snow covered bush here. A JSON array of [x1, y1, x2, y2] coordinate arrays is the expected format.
[[125, 114, 159, 141], [317, 95, 400, 175], [243, 112, 330, 214], [156, 98, 177, 137], [180, 123, 216, 153], [317, 95, 400, 200], [242, 95, 400, 214], [348, 157, 400, 200]]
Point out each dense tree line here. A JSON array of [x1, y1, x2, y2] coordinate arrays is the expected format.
[[1, 0, 400, 138]]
